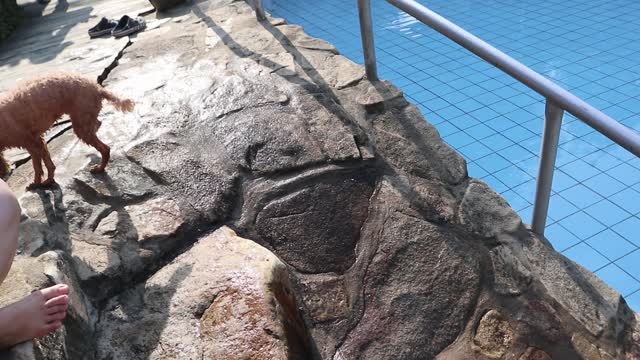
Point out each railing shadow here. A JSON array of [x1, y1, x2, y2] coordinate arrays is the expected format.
[[191, 3, 369, 146]]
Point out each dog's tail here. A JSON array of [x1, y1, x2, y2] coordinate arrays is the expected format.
[[99, 88, 135, 113]]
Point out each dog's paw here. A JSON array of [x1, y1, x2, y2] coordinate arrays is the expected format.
[[25, 183, 42, 191], [90, 165, 106, 174], [42, 179, 57, 187]]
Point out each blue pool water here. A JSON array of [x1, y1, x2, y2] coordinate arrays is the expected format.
[[265, 0, 640, 309]]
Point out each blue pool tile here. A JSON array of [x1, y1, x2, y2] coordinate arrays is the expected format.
[[559, 184, 604, 209], [584, 200, 631, 227], [482, 175, 509, 194], [546, 223, 581, 252], [455, 98, 485, 113], [435, 122, 461, 137], [449, 115, 481, 130], [467, 161, 489, 178], [596, 264, 640, 296], [475, 91, 502, 105], [583, 173, 627, 198], [482, 133, 515, 152], [476, 153, 512, 173], [459, 142, 494, 161], [498, 144, 535, 164], [502, 126, 536, 142], [607, 163, 640, 186], [562, 121, 594, 137], [444, 131, 475, 148], [586, 230, 637, 261], [610, 189, 640, 216], [612, 217, 640, 246], [469, 107, 501, 122], [494, 165, 533, 188], [626, 291, 640, 312], [605, 143, 637, 162], [519, 205, 533, 225], [467, 123, 497, 140], [554, 148, 579, 167], [515, 157, 539, 177], [460, 84, 489, 97], [563, 243, 610, 272], [425, 97, 452, 112], [491, 100, 520, 114], [551, 170, 579, 193], [560, 138, 599, 158], [581, 132, 616, 149], [485, 116, 517, 132], [512, 179, 537, 201], [548, 194, 580, 222], [560, 159, 601, 183], [615, 250, 640, 282], [521, 120, 544, 134], [438, 105, 466, 119], [558, 212, 607, 240]]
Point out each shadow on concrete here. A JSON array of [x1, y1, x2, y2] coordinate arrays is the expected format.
[[0, 0, 92, 67]]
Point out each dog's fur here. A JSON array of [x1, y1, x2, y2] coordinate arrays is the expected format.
[[0, 72, 134, 190]]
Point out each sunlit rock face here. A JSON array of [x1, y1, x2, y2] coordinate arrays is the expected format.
[[1, 0, 637, 359]]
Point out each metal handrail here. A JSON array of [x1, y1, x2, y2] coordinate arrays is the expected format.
[[254, 0, 640, 236]]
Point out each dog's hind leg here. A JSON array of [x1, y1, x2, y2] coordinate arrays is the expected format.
[[71, 113, 111, 174], [85, 134, 110, 174], [38, 138, 57, 186]]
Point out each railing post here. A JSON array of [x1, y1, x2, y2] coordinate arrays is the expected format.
[[255, 0, 266, 21], [358, 0, 379, 81], [532, 100, 564, 235]]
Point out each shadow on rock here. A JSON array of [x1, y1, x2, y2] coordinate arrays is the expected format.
[[191, 3, 370, 150], [96, 263, 193, 360]]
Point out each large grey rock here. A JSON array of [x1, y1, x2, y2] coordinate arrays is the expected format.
[[334, 177, 482, 360], [458, 179, 523, 238], [521, 234, 625, 339], [255, 168, 375, 273], [372, 104, 468, 185], [335, 213, 480, 359], [95, 226, 311, 360]]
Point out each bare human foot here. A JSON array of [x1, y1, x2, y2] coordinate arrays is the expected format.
[[0, 284, 70, 349]]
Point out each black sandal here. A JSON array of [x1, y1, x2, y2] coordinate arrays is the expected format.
[[88, 17, 118, 38], [111, 15, 146, 38]]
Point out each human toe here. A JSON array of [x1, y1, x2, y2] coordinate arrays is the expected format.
[[40, 284, 69, 301], [44, 294, 69, 308], [46, 303, 68, 315], [46, 311, 67, 323], [36, 321, 63, 338]]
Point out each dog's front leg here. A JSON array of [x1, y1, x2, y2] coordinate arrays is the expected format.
[[25, 148, 44, 191]]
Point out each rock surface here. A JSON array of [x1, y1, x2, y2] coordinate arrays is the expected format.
[[95, 226, 308, 360], [1, 0, 637, 359]]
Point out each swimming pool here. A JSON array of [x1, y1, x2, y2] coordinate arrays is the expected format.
[[265, 0, 640, 310]]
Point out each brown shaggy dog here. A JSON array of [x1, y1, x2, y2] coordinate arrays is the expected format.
[[0, 72, 134, 190]]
